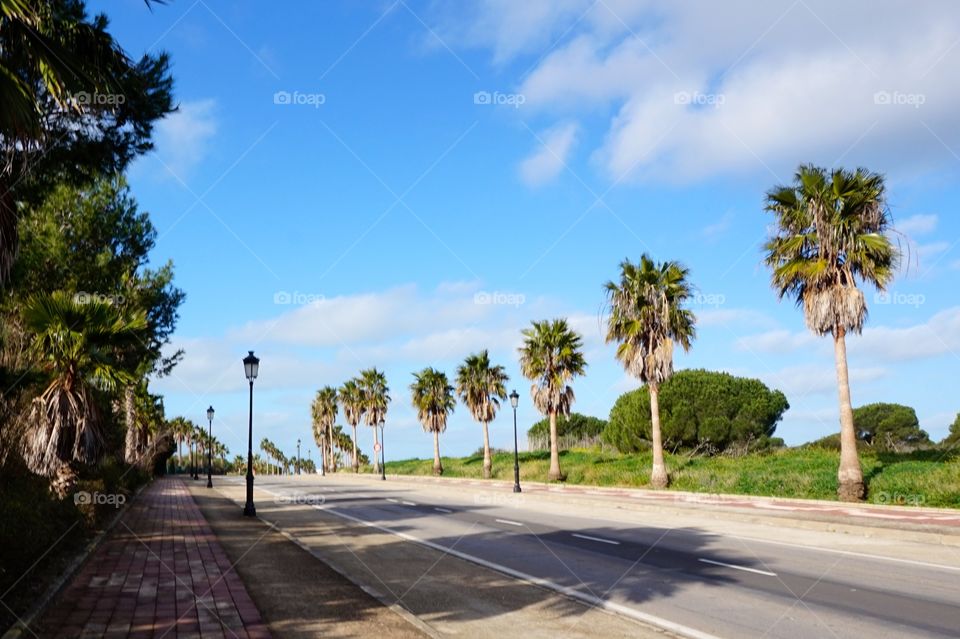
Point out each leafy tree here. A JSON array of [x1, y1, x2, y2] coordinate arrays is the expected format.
[[359, 368, 389, 474], [527, 413, 607, 442], [455, 350, 508, 479], [604, 255, 696, 488], [852, 403, 931, 451], [942, 414, 960, 450], [518, 318, 587, 481], [1, 0, 174, 283], [410, 367, 455, 476], [311, 386, 337, 473], [338, 378, 364, 472], [764, 164, 899, 501], [21, 290, 145, 494], [604, 370, 789, 454]]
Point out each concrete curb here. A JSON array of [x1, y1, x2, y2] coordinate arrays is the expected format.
[[359, 473, 960, 547], [1, 480, 152, 639]]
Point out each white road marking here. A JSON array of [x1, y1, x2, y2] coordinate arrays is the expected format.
[[402, 501, 417, 506], [386, 498, 399, 503], [698, 558, 777, 577], [572, 533, 620, 545], [495, 518, 523, 527], [434, 507, 453, 513]]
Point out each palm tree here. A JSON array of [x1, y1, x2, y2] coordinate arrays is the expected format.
[[21, 291, 145, 494], [168, 416, 192, 473], [604, 255, 697, 488], [764, 164, 899, 501], [455, 350, 508, 479], [339, 378, 365, 472], [311, 386, 338, 473], [359, 368, 390, 474], [410, 367, 456, 476], [518, 319, 587, 481]]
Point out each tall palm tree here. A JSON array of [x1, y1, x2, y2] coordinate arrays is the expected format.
[[764, 164, 899, 501], [455, 350, 508, 479], [604, 255, 697, 488], [21, 290, 145, 494], [168, 416, 192, 473], [518, 319, 587, 481], [339, 378, 365, 472], [410, 367, 456, 476], [311, 386, 338, 474], [359, 368, 389, 474]]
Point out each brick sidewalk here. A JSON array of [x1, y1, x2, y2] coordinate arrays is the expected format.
[[37, 478, 269, 639]]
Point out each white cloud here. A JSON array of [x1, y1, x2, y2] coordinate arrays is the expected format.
[[735, 329, 818, 354], [153, 99, 218, 179], [897, 213, 938, 236], [519, 122, 579, 186]]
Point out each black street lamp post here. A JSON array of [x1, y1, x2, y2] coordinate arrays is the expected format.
[[191, 437, 198, 480], [297, 438, 301, 476], [379, 418, 386, 481], [206, 406, 215, 488], [510, 390, 521, 493], [243, 351, 260, 517]]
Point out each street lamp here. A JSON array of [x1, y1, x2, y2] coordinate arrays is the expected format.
[[297, 438, 301, 477], [379, 417, 386, 481], [510, 390, 521, 493], [243, 350, 259, 517], [206, 406, 215, 488], [191, 435, 198, 480]]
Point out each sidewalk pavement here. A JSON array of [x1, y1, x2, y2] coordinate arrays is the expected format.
[[36, 478, 269, 639]]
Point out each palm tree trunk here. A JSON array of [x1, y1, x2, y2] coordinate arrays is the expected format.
[[352, 424, 359, 473], [433, 430, 443, 476], [177, 439, 182, 473], [834, 328, 865, 501], [123, 385, 137, 464], [649, 384, 669, 488], [373, 428, 380, 474], [547, 412, 563, 481], [482, 421, 492, 479], [327, 424, 335, 473]]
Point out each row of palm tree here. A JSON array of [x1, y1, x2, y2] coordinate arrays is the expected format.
[[318, 164, 897, 502], [311, 368, 390, 474], [168, 416, 228, 475]]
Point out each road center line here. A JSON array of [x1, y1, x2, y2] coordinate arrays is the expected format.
[[402, 501, 417, 506], [698, 558, 776, 576], [434, 507, 453, 513], [495, 518, 523, 527], [386, 498, 399, 503], [572, 533, 620, 545]]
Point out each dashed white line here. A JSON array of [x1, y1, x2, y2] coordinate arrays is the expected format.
[[386, 498, 399, 503], [572, 533, 620, 545], [434, 507, 453, 513], [698, 558, 777, 577], [495, 518, 523, 527], [402, 501, 417, 506]]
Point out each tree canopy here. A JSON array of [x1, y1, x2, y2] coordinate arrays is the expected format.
[[852, 403, 931, 451], [527, 413, 607, 441], [602, 369, 789, 453]]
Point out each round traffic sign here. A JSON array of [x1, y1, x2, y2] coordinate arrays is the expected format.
[[374, 443, 381, 452]]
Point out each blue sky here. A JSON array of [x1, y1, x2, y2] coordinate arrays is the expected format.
[[94, 0, 960, 463]]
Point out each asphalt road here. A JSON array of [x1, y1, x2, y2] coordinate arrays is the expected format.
[[223, 475, 960, 639]]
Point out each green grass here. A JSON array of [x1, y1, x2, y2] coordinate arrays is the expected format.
[[382, 447, 960, 508]]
